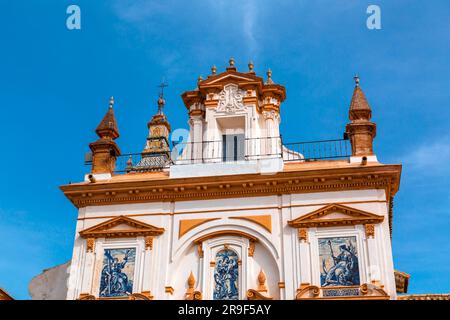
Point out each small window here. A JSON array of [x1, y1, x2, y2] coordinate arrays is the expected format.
[[222, 134, 245, 161]]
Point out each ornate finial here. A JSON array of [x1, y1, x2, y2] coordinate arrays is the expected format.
[[354, 74, 360, 87], [156, 80, 168, 115], [197, 75, 203, 84], [187, 271, 195, 289], [109, 96, 114, 109], [126, 155, 133, 171], [257, 269, 268, 292], [229, 57, 235, 66], [265, 69, 274, 85], [211, 65, 217, 75], [248, 61, 254, 72]]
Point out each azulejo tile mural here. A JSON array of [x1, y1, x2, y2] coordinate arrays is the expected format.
[[213, 249, 239, 300], [99, 248, 136, 297], [319, 236, 360, 287]]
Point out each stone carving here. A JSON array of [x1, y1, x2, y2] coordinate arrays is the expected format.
[[217, 84, 246, 113]]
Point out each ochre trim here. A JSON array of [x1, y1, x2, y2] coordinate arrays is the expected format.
[[61, 165, 401, 211], [247, 289, 273, 300], [295, 283, 389, 300], [288, 203, 384, 228], [178, 218, 221, 238], [79, 215, 165, 239], [193, 230, 258, 244], [230, 215, 272, 233], [75, 200, 388, 221], [165, 287, 174, 295]]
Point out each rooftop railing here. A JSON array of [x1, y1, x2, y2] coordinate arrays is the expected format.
[[87, 137, 351, 173]]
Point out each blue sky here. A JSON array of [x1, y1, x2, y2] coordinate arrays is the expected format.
[[0, 1, 448, 299]]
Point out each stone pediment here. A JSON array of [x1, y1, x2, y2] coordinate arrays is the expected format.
[[287, 204, 384, 228], [79, 215, 164, 239], [199, 70, 263, 88]]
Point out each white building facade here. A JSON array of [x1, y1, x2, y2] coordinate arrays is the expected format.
[[61, 61, 402, 300]]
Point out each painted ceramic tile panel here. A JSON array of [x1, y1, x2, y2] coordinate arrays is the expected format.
[[99, 248, 136, 297], [319, 236, 360, 287], [213, 249, 239, 300]]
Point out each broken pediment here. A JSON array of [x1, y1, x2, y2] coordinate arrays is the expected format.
[[287, 204, 384, 228], [79, 215, 165, 239]]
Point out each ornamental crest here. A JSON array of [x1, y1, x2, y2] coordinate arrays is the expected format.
[[217, 84, 246, 113]]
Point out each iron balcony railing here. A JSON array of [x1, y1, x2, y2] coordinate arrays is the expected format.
[[103, 137, 351, 173]]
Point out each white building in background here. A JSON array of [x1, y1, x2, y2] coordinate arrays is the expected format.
[[55, 59, 405, 300]]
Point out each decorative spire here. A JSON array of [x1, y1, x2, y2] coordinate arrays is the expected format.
[[257, 269, 268, 292], [248, 60, 255, 73], [95, 96, 119, 140], [197, 75, 203, 85], [345, 75, 377, 157], [354, 74, 360, 87], [187, 271, 195, 290], [89, 96, 121, 175], [211, 65, 217, 75], [156, 81, 168, 115], [265, 69, 274, 85], [226, 57, 237, 71], [349, 75, 372, 121]]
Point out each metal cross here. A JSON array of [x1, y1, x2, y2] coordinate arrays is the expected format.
[[157, 79, 168, 98]]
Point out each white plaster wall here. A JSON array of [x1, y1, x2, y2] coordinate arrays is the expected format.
[[66, 189, 396, 300]]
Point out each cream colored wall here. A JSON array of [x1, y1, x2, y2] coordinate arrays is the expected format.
[[66, 188, 396, 300]]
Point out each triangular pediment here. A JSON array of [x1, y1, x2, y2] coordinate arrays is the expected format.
[[79, 215, 164, 239], [199, 70, 263, 87], [288, 204, 384, 228]]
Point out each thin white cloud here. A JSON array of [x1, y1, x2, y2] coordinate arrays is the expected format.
[[398, 135, 450, 178]]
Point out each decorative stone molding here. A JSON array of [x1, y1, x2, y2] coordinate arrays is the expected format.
[[248, 240, 256, 257], [246, 269, 273, 300], [78, 292, 153, 300], [288, 203, 384, 229], [193, 230, 258, 244], [394, 270, 410, 293], [365, 224, 375, 238], [145, 236, 153, 250], [79, 216, 164, 254], [262, 110, 280, 121], [165, 286, 174, 295], [61, 165, 401, 212], [79, 215, 165, 239], [298, 228, 308, 242], [86, 238, 95, 253], [295, 283, 389, 300], [217, 84, 246, 113], [185, 271, 202, 300], [247, 289, 273, 300]]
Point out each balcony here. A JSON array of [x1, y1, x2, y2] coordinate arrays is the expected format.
[[105, 137, 351, 174]]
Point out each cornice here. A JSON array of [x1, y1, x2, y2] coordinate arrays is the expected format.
[[61, 164, 401, 209]]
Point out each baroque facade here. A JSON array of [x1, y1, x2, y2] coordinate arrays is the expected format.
[[60, 60, 406, 300]]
